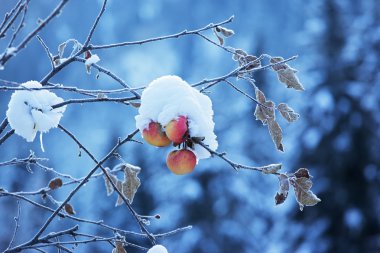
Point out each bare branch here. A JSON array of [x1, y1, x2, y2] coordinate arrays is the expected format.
[[83, 0, 108, 47]]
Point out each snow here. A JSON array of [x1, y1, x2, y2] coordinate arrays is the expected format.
[[6, 80, 66, 142], [85, 54, 100, 66], [147, 245, 168, 253], [135, 75, 218, 159]]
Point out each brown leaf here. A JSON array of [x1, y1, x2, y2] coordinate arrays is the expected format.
[[277, 103, 300, 123], [122, 164, 141, 204], [130, 102, 141, 108], [64, 203, 75, 215], [103, 168, 118, 196], [261, 163, 282, 174], [291, 172, 321, 211], [294, 168, 311, 178], [48, 177, 63, 190], [267, 118, 284, 152], [112, 241, 127, 253], [275, 174, 290, 205], [213, 28, 224, 45], [232, 49, 248, 61], [217, 26, 235, 37], [115, 180, 124, 207], [270, 57, 305, 91], [254, 89, 275, 125], [270, 57, 288, 71]]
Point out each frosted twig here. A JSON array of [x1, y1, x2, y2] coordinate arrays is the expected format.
[[36, 35, 55, 69], [0, 0, 24, 39], [6, 0, 29, 48], [0, 129, 15, 146], [5, 200, 21, 251], [83, 0, 108, 47], [51, 96, 138, 109]]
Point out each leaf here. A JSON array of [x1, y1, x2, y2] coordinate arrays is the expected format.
[[294, 168, 311, 178], [254, 88, 275, 125], [64, 203, 75, 215], [121, 164, 141, 204], [213, 28, 224, 45], [267, 118, 284, 152], [232, 49, 248, 61], [261, 163, 282, 174], [217, 26, 235, 37], [277, 103, 300, 123], [291, 171, 321, 211], [115, 180, 124, 207], [48, 177, 63, 190], [270, 57, 305, 91], [58, 42, 67, 58], [275, 174, 290, 205], [112, 241, 127, 253], [103, 168, 118, 196], [130, 102, 141, 108]]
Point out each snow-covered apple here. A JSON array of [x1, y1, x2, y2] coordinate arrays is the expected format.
[[142, 121, 171, 147], [165, 115, 188, 144], [166, 149, 197, 175]]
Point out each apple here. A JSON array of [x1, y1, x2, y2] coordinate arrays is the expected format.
[[165, 115, 188, 144], [166, 149, 197, 175], [142, 121, 171, 147]]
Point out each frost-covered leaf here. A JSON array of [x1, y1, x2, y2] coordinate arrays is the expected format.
[[58, 42, 67, 58], [213, 28, 224, 45], [85, 54, 100, 74], [294, 168, 311, 178], [215, 26, 235, 37], [48, 177, 63, 190], [261, 163, 282, 174], [121, 164, 141, 204], [103, 168, 118, 196], [115, 180, 124, 207], [64, 203, 75, 215], [277, 103, 300, 123], [112, 241, 127, 253], [270, 57, 305, 91], [254, 89, 275, 125], [130, 102, 141, 108], [275, 174, 289, 205], [267, 118, 284, 152], [232, 49, 248, 61], [291, 171, 321, 211], [147, 245, 168, 253]]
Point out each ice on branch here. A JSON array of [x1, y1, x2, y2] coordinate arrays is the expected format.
[[135, 75, 218, 159], [147, 245, 168, 253], [6, 80, 66, 142]]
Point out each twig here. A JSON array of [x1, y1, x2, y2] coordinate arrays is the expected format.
[[0, 129, 15, 146], [36, 35, 55, 69], [6, 0, 29, 48], [83, 0, 108, 47], [51, 96, 137, 109], [0, 0, 24, 39], [6, 200, 21, 251], [0, 117, 9, 135], [0, 0, 24, 35]]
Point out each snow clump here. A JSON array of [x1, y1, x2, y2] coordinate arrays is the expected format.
[[135, 75, 218, 159], [6, 80, 66, 142], [147, 245, 168, 253]]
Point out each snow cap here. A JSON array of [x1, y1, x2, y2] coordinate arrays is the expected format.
[[6, 80, 66, 142], [147, 245, 168, 253], [135, 75, 218, 159]]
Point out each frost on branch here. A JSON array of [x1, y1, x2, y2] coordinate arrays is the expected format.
[[135, 75, 218, 159], [6, 80, 66, 142], [147, 245, 169, 253]]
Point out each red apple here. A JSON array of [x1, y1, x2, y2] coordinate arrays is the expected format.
[[166, 149, 197, 175], [165, 115, 188, 144], [142, 121, 171, 147]]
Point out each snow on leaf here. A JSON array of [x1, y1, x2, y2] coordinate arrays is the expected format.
[[147, 245, 168, 253], [122, 164, 141, 204], [275, 173, 290, 205], [135, 75, 218, 159], [261, 163, 282, 174], [103, 168, 118, 196], [115, 180, 124, 207], [213, 28, 224, 45], [254, 88, 275, 125], [277, 103, 300, 123], [290, 170, 321, 211], [267, 118, 284, 152], [85, 54, 100, 74], [64, 203, 75, 215], [6, 81, 66, 142], [270, 57, 305, 91], [112, 241, 127, 253], [216, 26, 235, 37], [48, 177, 63, 190]]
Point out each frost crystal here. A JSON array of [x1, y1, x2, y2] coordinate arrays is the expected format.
[[147, 245, 168, 253], [135, 75, 218, 159], [6, 80, 66, 142]]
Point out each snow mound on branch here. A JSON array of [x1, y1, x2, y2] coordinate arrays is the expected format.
[[147, 245, 168, 253], [6, 80, 66, 142], [135, 75, 218, 159]]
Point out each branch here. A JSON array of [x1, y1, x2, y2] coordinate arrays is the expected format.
[[51, 96, 138, 109], [0, 129, 15, 146], [83, 0, 108, 47], [5, 200, 21, 251]]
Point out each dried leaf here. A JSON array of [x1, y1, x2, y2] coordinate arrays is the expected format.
[[213, 28, 224, 45], [64, 203, 75, 215], [58, 42, 67, 58], [244, 55, 261, 70], [261, 163, 282, 174], [217, 26, 235, 37], [122, 164, 141, 204], [270, 57, 288, 71], [112, 241, 127, 253], [291, 173, 321, 211], [48, 177, 63, 190], [267, 118, 284, 152], [115, 180, 124, 207], [270, 57, 305, 91], [294, 168, 311, 178], [233, 49, 248, 61], [277, 103, 300, 123], [275, 174, 290, 205], [254, 89, 275, 125], [103, 168, 118, 196], [130, 102, 141, 108]]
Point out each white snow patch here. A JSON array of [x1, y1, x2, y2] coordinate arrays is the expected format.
[[6, 80, 66, 142], [5, 47, 17, 56], [147, 245, 168, 253], [85, 54, 100, 66], [135, 75, 218, 159]]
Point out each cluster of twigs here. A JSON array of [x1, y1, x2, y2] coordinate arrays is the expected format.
[[0, 0, 309, 252]]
